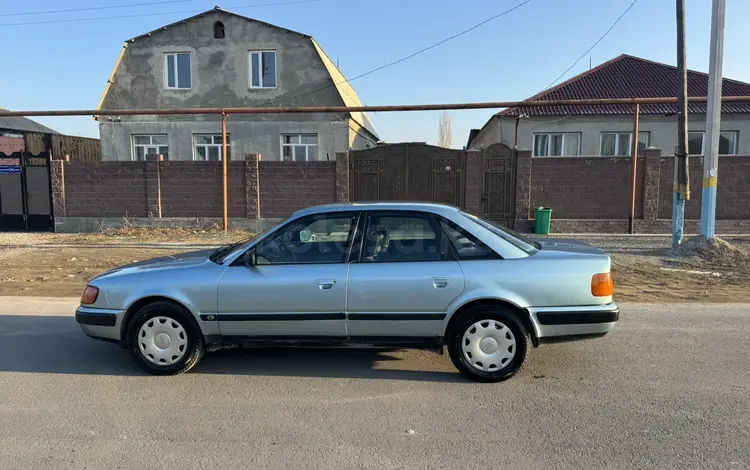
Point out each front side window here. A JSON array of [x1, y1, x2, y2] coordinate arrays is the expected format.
[[255, 213, 355, 265], [194, 134, 230, 161], [249, 51, 277, 88], [132, 135, 168, 161], [164, 53, 191, 89], [600, 132, 649, 156], [281, 134, 318, 161], [532, 133, 580, 156], [362, 213, 446, 263], [688, 131, 738, 155]]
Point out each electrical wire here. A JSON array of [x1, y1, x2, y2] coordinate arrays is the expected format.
[[0, 0, 191, 18], [0, 0, 324, 27], [542, 0, 640, 91]]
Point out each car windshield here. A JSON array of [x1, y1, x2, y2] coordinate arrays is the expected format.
[[459, 211, 541, 254], [211, 219, 286, 263]]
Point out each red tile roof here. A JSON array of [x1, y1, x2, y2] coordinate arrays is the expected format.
[[500, 54, 750, 117]]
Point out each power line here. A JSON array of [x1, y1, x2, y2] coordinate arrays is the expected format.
[[261, 0, 534, 108], [0, 0, 191, 18], [543, 0, 640, 91], [0, 0, 323, 27]]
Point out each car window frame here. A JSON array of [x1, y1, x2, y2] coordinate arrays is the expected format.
[[354, 210, 453, 264], [437, 216, 502, 261]]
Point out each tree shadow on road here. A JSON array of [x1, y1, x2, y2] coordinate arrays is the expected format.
[[0, 315, 464, 382]]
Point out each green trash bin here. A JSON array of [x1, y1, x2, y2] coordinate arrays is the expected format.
[[534, 207, 552, 235]]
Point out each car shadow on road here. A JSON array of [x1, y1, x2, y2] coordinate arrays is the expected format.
[[0, 315, 463, 382]]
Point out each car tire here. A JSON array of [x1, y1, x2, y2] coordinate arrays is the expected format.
[[447, 305, 529, 383], [126, 301, 204, 375]]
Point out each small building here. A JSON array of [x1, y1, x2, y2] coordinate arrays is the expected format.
[[0, 115, 58, 155], [97, 7, 379, 162]]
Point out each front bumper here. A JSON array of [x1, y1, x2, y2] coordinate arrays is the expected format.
[[527, 303, 619, 344], [76, 306, 125, 343]]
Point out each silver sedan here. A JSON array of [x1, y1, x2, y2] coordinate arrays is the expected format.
[[75, 202, 618, 382]]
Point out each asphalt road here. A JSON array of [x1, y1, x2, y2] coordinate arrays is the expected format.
[[0, 298, 747, 469]]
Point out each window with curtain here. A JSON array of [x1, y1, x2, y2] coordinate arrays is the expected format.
[[688, 131, 738, 155], [600, 132, 649, 156], [532, 133, 580, 156]]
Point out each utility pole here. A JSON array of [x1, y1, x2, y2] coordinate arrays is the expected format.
[[700, 0, 726, 240], [672, 0, 689, 245]]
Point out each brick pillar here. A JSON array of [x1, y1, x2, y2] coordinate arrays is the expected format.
[[514, 149, 532, 224], [642, 147, 662, 220], [335, 151, 350, 202], [464, 149, 482, 214], [245, 154, 260, 218], [145, 161, 160, 217], [51, 160, 66, 218]]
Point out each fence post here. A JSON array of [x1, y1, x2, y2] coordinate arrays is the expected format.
[[464, 148, 482, 214], [514, 149, 532, 231], [642, 147, 662, 220], [245, 154, 261, 219], [335, 151, 349, 202], [145, 157, 161, 218], [51, 160, 66, 219]]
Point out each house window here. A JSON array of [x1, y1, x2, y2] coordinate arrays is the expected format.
[[164, 52, 191, 89], [532, 133, 580, 156], [688, 131, 738, 155], [194, 134, 230, 161], [600, 132, 650, 156], [249, 51, 277, 88], [132, 135, 168, 161], [213, 21, 225, 39], [281, 134, 318, 161]]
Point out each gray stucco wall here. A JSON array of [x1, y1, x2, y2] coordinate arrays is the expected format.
[[471, 113, 750, 155], [99, 10, 370, 160]]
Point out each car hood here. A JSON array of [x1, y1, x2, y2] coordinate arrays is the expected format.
[[532, 238, 607, 256], [92, 249, 215, 280]]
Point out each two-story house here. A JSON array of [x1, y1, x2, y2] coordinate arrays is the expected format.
[[97, 7, 378, 161], [468, 54, 750, 157]]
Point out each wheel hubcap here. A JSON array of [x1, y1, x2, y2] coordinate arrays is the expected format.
[[138, 316, 188, 366], [462, 319, 516, 372]]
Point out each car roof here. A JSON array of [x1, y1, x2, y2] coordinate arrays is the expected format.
[[292, 202, 461, 217]]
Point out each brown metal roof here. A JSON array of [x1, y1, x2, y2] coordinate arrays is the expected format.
[[501, 54, 750, 117]]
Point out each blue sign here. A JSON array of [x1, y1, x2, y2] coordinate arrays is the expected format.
[[0, 165, 21, 174]]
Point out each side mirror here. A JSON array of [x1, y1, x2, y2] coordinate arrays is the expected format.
[[245, 248, 257, 267]]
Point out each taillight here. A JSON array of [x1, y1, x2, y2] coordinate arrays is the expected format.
[[81, 285, 99, 305], [591, 273, 613, 297]]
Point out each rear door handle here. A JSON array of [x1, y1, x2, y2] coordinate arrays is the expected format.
[[318, 279, 336, 290], [432, 277, 450, 289]]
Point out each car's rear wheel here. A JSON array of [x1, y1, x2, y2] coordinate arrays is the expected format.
[[447, 306, 529, 382], [127, 301, 204, 375]]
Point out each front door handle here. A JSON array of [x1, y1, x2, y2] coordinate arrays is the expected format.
[[432, 277, 450, 289], [318, 279, 336, 290]]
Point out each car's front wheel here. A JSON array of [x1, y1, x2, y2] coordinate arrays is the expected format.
[[127, 301, 204, 375], [447, 306, 529, 382]]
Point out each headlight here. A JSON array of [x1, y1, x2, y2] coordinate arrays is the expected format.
[[81, 285, 99, 305]]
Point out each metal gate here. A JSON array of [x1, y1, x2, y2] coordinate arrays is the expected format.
[[480, 144, 516, 228], [0, 152, 54, 232], [349, 143, 465, 206]]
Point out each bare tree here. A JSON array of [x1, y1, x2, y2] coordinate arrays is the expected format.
[[438, 111, 452, 148]]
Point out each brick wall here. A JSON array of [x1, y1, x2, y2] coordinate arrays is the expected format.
[[259, 161, 337, 218], [159, 161, 246, 217], [531, 156, 646, 219], [63, 162, 148, 217]]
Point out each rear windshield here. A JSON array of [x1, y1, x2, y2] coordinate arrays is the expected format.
[[460, 212, 540, 255]]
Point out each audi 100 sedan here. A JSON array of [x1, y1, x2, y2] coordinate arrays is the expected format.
[[75, 202, 618, 382]]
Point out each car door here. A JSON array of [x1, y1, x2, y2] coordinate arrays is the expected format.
[[346, 211, 465, 338], [216, 212, 358, 338]]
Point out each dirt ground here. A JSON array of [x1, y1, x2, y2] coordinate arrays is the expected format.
[[1, 229, 749, 302]]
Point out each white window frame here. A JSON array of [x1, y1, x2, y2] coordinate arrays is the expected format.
[[249, 50, 277, 89], [281, 134, 318, 161], [164, 52, 192, 89], [193, 134, 230, 161], [600, 132, 650, 156], [532, 132, 581, 157], [131, 135, 168, 161], [688, 131, 738, 155]]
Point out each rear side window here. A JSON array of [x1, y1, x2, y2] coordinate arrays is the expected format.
[[361, 212, 447, 263], [439, 218, 500, 260]]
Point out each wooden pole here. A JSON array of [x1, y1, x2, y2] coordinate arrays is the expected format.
[[222, 112, 228, 232], [673, 0, 689, 245], [629, 103, 640, 234]]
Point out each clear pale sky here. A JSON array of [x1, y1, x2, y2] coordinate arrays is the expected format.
[[1, 0, 749, 147]]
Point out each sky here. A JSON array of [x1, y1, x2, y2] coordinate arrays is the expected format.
[[1, 0, 750, 146]]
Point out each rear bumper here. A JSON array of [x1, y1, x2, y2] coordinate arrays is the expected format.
[[528, 303, 619, 343], [76, 306, 125, 343]]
